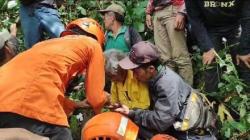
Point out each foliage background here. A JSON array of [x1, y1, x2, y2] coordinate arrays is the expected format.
[[0, 0, 249, 139]]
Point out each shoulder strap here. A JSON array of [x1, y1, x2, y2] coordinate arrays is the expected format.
[[124, 26, 131, 49], [126, 26, 142, 49], [104, 30, 109, 50]]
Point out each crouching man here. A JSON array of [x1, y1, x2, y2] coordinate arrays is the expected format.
[[114, 41, 217, 140]]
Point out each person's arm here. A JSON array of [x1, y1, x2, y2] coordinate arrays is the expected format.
[[237, 0, 250, 68], [175, 2, 186, 31], [239, 0, 250, 55], [63, 98, 77, 116], [63, 98, 91, 116], [115, 79, 181, 132], [177, 2, 186, 15], [85, 44, 107, 114], [146, 0, 154, 30], [145, 0, 154, 15], [185, 0, 214, 52], [185, 0, 217, 64]]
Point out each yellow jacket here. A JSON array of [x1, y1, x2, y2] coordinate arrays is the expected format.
[[111, 70, 150, 109]]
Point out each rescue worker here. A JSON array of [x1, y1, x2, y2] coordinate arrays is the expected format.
[[0, 18, 107, 140]]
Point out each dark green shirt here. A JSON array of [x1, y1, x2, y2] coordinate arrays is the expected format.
[[105, 26, 129, 52]]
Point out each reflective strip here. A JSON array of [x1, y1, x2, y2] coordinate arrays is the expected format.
[[117, 116, 128, 136]]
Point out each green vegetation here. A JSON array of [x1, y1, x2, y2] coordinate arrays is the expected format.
[[1, 0, 249, 139]]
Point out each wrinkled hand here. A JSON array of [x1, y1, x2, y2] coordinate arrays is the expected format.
[[114, 104, 129, 115], [236, 54, 250, 68], [76, 99, 90, 108], [174, 13, 185, 31], [106, 103, 122, 110], [146, 14, 153, 30], [203, 48, 216, 65], [10, 23, 17, 37]]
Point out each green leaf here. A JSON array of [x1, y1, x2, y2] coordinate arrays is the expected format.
[[225, 128, 231, 138], [247, 114, 250, 123], [218, 82, 225, 88], [226, 65, 234, 74], [69, 115, 78, 133], [67, 0, 74, 5], [229, 121, 247, 132], [77, 6, 86, 16], [7, 0, 17, 9], [239, 94, 247, 100], [134, 22, 145, 32], [138, 1, 148, 7], [133, 7, 145, 16], [0, 0, 8, 10], [240, 106, 246, 117], [236, 85, 243, 94]]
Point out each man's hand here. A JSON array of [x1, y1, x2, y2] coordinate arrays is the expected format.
[[106, 103, 122, 110], [203, 48, 216, 65], [236, 54, 250, 68], [76, 99, 90, 108], [114, 104, 129, 115], [174, 13, 185, 31], [146, 14, 153, 30]]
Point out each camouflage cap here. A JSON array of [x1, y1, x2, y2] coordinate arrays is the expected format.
[[99, 3, 125, 17]]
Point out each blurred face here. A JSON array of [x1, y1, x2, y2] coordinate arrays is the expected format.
[[102, 12, 115, 30], [132, 66, 153, 83]]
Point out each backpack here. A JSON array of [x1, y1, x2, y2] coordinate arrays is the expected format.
[[173, 91, 217, 131]]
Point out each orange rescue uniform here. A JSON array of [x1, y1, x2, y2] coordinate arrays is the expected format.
[[0, 35, 106, 127]]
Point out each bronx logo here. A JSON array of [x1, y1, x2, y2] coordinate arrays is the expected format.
[[204, 0, 235, 7]]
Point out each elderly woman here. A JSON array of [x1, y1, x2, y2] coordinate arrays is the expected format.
[[104, 49, 150, 109]]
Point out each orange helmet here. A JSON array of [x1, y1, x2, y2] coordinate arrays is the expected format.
[[151, 134, 177, 140], [82, 112, 139, 140], [61, 18, 105, 46]]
